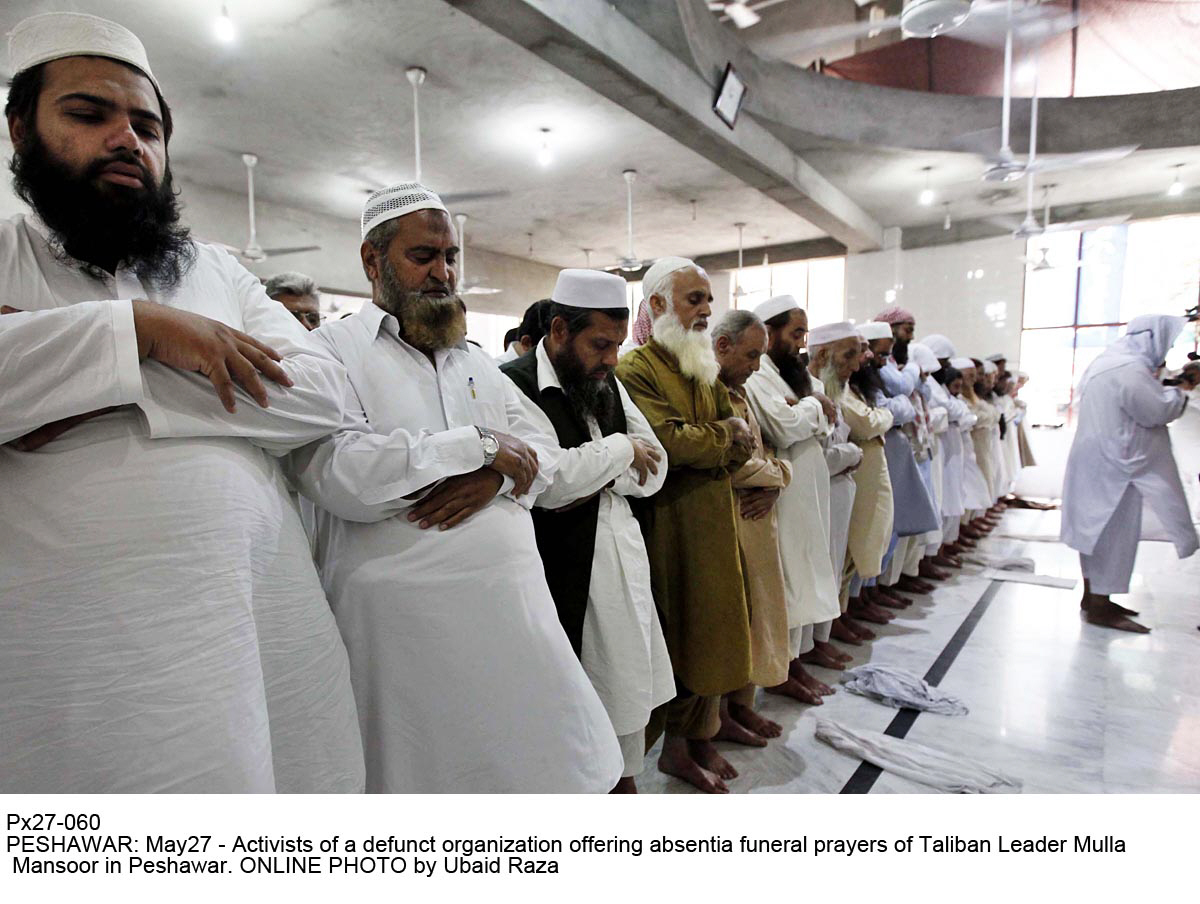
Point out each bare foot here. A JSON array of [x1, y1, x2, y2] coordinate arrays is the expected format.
[[840, 615, 876, 640], [766, 677, 823, 705], [931, 554, 960, 569], [727, 701, 782, 739], [1080, 596, 1139, 617], [715, 709, 768, 747], [690, 739, 738, 779], [897, 575, 935, 594], [657, 736, 728, 793], [791, 661, 835, 696], [610, 776, 637, 793], [799, 645, 847, 670], [1083, 599, 1148, 632], [848, 599, 894, 624], [830, 617, 864, 645], [919, 560, 950, 580], [815, 639, 853, 662]]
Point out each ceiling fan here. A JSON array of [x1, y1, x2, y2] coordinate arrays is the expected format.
[[213, 153, 321, 263], [453, 213, 501, 296], [603, 170, 655, 273], [387, 66, 509, 206], [1020, 244, 1081, 271], [708, 1, 764, 29], [750, 1, 1078, 62]]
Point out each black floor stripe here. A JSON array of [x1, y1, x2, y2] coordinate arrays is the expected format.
[[839, 580, 1005, 794]]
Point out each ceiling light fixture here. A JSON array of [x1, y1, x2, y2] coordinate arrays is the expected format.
[[919, 166, 935, 206], [536, 128, 553, 168], [214, 4, 236, 43], [1167, 164, 1186, 198]]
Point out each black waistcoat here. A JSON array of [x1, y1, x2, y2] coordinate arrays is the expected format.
[[501, 350, 627, 657]]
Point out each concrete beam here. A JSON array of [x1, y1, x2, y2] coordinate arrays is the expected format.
[[446, 0, 884, 252], [692, 237, 847, 273]]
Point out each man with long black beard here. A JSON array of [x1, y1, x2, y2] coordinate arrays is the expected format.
[[0, 12, 363, 793], [616, 256, 754, 794], [290, 185, 623, 792], [744, 296, 843, 704], [501, 268, 673, 793]]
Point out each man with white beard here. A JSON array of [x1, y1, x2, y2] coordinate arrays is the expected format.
[[290, 183, 623, 792], [744, 295, 844, 700], [0, 12, 362, 792], [806, 322, 870, 646], [616, 257, 754, 794]]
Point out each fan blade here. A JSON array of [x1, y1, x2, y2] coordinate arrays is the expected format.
[[948, 126, 1005, 158], [750, 15, 901, 60], [1025, 146, 1138, 175], [1041, 215, 1130, 235], [441, 190, 511, 204], [952, 4, 1085, 50], [725, 3, 761, 29], [260, 245, 322, 257], [462, 285, 503, 295]]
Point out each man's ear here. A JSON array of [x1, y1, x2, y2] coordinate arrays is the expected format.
[[360, 240, 380, 284], [648, 293, 666, 317], [8, 114, 28, 152]]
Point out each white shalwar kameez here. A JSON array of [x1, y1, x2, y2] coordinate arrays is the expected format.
[[521, 342, 675, 778], [822, 396, 862, 597], [745, 356, 840, 654], [291, 302, 623, 792], [932, 382, 972, 543], [1061, 315, 1199, 594], [0, 215, 364, 793]]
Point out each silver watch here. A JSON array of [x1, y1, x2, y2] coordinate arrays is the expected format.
[[477, 426, 500, 467]]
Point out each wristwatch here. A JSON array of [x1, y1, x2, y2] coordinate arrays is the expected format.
[[477, 426, 500, 467]]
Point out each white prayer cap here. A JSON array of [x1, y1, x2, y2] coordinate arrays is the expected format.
[[754, 294, 800, 323], [361, 182, 448, 239], [950, 357, 975, 371], [985, 352, 1007, 363], [8, 12, 160, 93], [552, 268, 628, 310], [807, 320, 858, 348], [909, 342, 940, 374], [982, 359, 998, 375], [923, 333, 956, 359], [857, 322, 893, 341], [642, 256, 698, 301]]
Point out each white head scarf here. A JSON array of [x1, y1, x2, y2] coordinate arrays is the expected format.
[[1079, 314, 1186, 391]]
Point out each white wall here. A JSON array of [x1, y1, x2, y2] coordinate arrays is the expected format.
[[845, 236, 1028, 363]]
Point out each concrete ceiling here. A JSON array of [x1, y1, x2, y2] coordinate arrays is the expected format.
[[0, 0, 826, 269]]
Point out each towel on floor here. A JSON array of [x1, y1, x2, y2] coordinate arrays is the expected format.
[[841, 664, 969, 715], [815, 719, 1023, 794]]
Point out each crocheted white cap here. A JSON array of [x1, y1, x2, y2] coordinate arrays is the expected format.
[[361, 182, 448, 239]]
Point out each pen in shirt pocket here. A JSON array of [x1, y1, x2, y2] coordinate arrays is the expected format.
[[468, 376, 477, 399]]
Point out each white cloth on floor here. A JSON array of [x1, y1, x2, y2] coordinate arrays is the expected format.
[[841, 664, 969, 715], [815, 719, 1022, 794]]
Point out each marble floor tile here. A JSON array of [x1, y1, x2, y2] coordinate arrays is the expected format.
[[638, 508, 1200, 794]]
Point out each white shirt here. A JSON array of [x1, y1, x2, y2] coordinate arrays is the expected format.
[[0, 214, 363, 793], [745, 355, 841, 628], [291, 303, 624, 792], [518, 340, 674, 735]]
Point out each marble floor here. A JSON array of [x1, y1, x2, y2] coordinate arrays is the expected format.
[[639, 508, 1200, 794]]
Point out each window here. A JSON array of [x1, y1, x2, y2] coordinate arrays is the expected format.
[[465, 310, 519, 357], [1019, 214, 1200, 425], [727, 256, 846, 324]]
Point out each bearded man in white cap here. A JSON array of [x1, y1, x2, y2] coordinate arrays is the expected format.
[[806, 321, 871, 645], [842, 323, 898, 625], [743, 295, 844, 701], [289, 185, 623, 792], [0, 12, 363, 792], [500, 268, 673, 793], [616, 256, 754, 794]]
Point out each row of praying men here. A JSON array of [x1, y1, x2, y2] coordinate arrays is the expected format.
[[5, 12, 1198, 795]]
